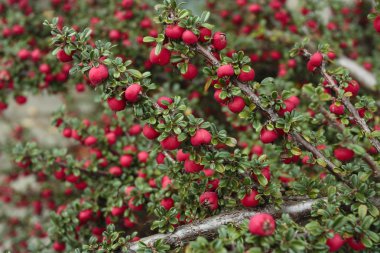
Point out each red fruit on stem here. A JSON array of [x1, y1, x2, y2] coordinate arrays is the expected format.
[[334, 147, 354, 162], [182, 63, 198, 80], [212, 32, 227, 50], [165, 24, 185, 39], [157, 96, 173, 109], [160, 135, 181, 150], [199, 27, 212, 42], [56, 49, 73, 62], [260, 128, 279, 144], [241, 189, 260, 207], [344, 80, 360, 97], [182, 30, 198, 44], [228, 96, 245, 113], [347, 237, 366, 251], [329, 102, 345, 115], [278, 99, 296, 116], [109, 166, 122, 176], [373, 16, 380, 33], [160, 197, 174, 210], [326, 233, 345, 252], [149, 47, 171, 66], [89, 64, 109, 86], [84, 136, 97, 146], [199, 191, 218, 210], [176, 149, 190, 161], [217, 64, 234, 78], [125, 83, 142, 103], [78, 209, 93, 223], [307, 52, 323, 70], [184, 159, 204, 173], [248, 213, 276, 236], [142, 124, 160, 139], [238, 67, 255, 82], [120, 155, 133, 167], [53, 241, 66, 252], [107, 97, 126, 111], [191, 129, 212, 146], [137, 151, 149, 163]]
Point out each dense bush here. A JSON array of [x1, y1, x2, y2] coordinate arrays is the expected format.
[[1, 0, 380, 252]]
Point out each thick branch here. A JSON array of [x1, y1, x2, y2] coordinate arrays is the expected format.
[[195, 44, 348, 185], [127, 198, 321, 252], [321, 68, 380, 153]]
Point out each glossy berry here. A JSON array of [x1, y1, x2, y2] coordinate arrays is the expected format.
[[53, 241, 66, 252], [228, 96, 245, 113], [347, 237, 366, 251], [142, 124, 160, 139], [160, 135, 181, 150], [241, 189, 259, 207], [199, 27, 212, 42], [248, 213, 276, 236], [212, 32, 227, 50], [182, 63, 198, 80], [326, 233, 345, 252], [329, 102, 345, 115], [373, 16, 380, 33], [107, 97, 126, 111], [260, 128, 279, 144], [217, 64, 234, 78], [334, 147, 354, 162], [182, 30, 198, 44], [56, 49, 73, 62], [160, 197, 174, 210], [125, 83, 142, 103], [344, 80, 360, 97], [109, 166, 122, 176], [307, 52, 323, 72], [157, 96, 173, 109], [191, 129, 212, 146], [89, 64, 109, 86], [184, 159, 204, 173], [199, 191, 218, 210], [238, 67, 255, 82], [165, 24, 185, 39], [149, 47, 171, 66]]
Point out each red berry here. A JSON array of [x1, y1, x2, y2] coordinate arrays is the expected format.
[[374, 16, 380, 33], [89, 64, 109, 86], [160, 197, 174, 210], [191, 129, 212, 146], [157, 96, 173, 109], [107, 97, 126, 111], [160, 135, 181, 150], [182, 30, 198, 44], [260, 128, 279, 144], [344, 80, 360, 97], [278, 98, 296, 116], [347, 237, 365, 251], [238, 67, 255, 82], [109, 166, 122, 176], [241, 189, 260, 207], [249, 4, 262, 13], [78, 209, 93, 223], [149, 47, 171, 66], [84, 136, 97, 146], [326, 233, 345, 252], [123, 217, 136, 228], [111, 206, 126, 216], [120, 155, 133, 167], [214, 89, 227, 104], [56, 49, 73, 62], [18, 49, 30, 60], [329, 103, 345, 115], [228, 96, 245, 113], [248, 213, 276, 236], [199, 27, 212, 42], [165, 24, 185, 39], [217, 64, 234, 78], [251, 145, 263, 157], [53, 241, 66, 252], [142, 124, 160, 140], [212, 32, 227, 51], [184, 159, 204, 173], [125, 83, 142, 103], [334, 147, 354, 162], [307, 52, 323, 71], [176, 149, 190, 161], [182, 63, 198, 80], [138, 151, 149, 163], [199, 191, 218, 210]]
